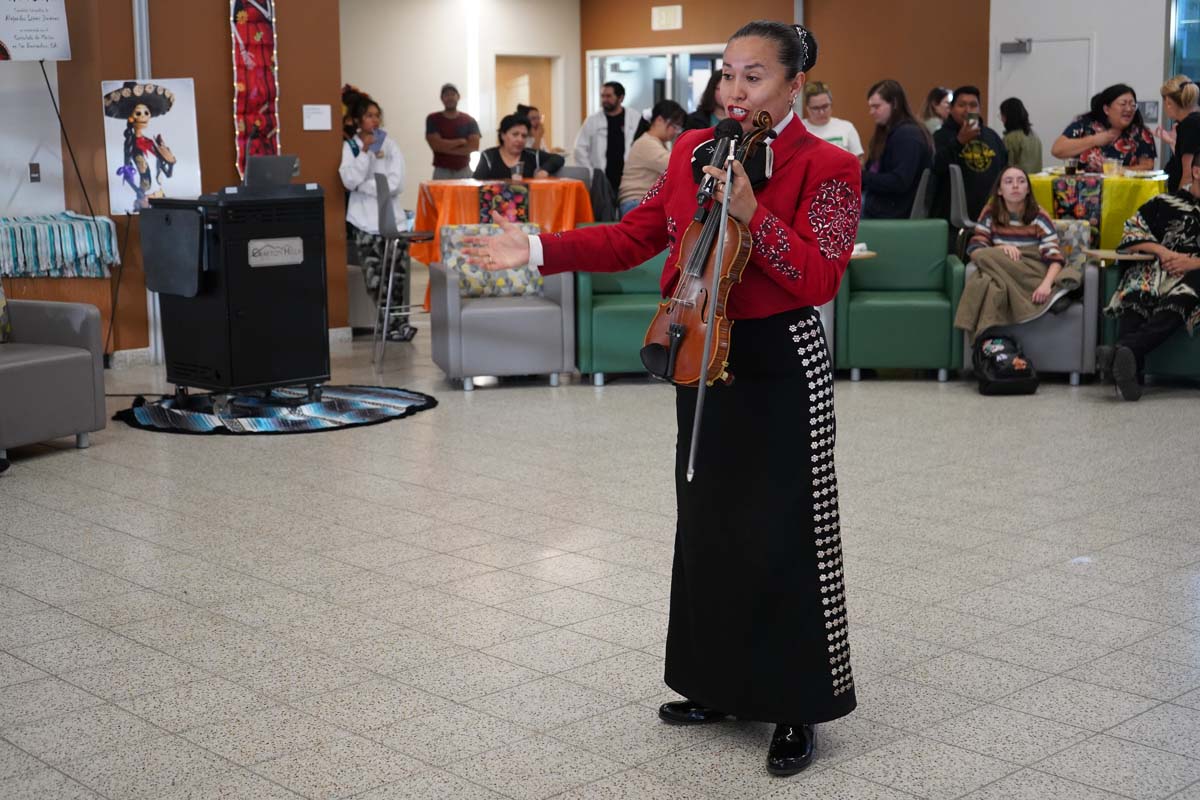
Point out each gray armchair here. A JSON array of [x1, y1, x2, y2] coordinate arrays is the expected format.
[[430, 263, 574, 391], [961, 262, 1099, 385], [960, 218, 1099, 385], [0, 300, 106, 459]]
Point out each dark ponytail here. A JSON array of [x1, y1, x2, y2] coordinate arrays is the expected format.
[[729, 20, 817, 79]]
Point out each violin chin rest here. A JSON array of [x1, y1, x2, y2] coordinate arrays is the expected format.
[[640, 343, 671, 380]]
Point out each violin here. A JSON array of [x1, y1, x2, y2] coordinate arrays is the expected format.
[[640, 110, 775, 388]]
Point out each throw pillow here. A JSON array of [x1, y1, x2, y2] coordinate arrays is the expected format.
[[440, 223, 543, 298]]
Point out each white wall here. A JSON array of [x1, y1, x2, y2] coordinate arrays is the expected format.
[[0, 61, 66, 215], [340, 0, 582, 212], [988, 0, 1170, 164]]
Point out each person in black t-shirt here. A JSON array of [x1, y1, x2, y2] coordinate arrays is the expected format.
[[930, 85, 1008, 228], [572, 81, 640, 194], [1156, 75, 1200, 192]]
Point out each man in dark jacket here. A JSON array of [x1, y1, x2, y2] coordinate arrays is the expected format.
[[930, 85, 1007, 229]]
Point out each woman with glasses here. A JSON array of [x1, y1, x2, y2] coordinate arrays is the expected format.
[[618, 99, 686, 216], [801, 81, 863, 161], [1051, 83, 1157, 173]]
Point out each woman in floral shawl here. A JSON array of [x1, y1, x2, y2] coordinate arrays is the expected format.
[[1100, 152, 1200, 400]]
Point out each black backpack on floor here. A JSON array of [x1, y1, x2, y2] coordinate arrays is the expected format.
[[972, 333, 1039, 395]]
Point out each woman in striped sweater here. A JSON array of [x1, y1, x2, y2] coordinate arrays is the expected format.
[[954, 166, 1082, 341]]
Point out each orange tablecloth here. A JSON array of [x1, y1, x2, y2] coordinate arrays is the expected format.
[[411, 178, 594, 264]]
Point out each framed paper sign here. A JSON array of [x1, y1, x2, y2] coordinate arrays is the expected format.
[[0, 0, 71, 61]]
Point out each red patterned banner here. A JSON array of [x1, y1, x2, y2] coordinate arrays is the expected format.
[[230, 0, 280, 178]]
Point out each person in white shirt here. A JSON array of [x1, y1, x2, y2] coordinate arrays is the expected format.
[[801, 81, 863, 161], [573, 81, 641, 193], [619, 100, 686, 216], [338, 97, 413, 340]]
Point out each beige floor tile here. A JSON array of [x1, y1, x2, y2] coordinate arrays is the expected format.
[[1, 703, 161, 765], [0, 765, 104, 800], [0, 676, 105, 726], [996, 675, 1159, 731], [956, 768, 1132, 800], [558, 650, 668, 702], [115, 676, 276, 733], [354, 768, 507, 799], [557, 703, 727, 766], [59, 735, 230, 800], [445, 735, 624, 800], [368, 704, 535, 765], [896, 651, 1050, 702], [251, 736, 424, 800], [413, 605, 552, 649], [482, 628, 626, 674], [497, 587, 631, 626], [295, 676, 451, 732], [925, 703, 1090, 764], [464, 676, 624, 730], [1109, 703, 1200, 759], [178, 706, 352, 765], [852, 676, 981, 731], [839, 735, 1018, 800], [1037, 734, 1200, 799], [566, 606, 669, 650]]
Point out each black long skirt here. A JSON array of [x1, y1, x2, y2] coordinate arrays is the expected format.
[[665, 306, 856, 725]]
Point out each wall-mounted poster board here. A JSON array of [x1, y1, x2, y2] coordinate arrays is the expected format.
[[0, 0, 71, 61]]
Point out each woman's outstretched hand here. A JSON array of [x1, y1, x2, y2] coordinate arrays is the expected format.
[[462, 211, 532, 271]]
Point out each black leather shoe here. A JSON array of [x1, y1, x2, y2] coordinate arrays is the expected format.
[[658, 700, 728, 725], [1112, 345, 1142, 401], [766, 723, 815, 776]]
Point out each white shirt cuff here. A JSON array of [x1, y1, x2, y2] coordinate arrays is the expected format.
[[527, 234, 544, 268]]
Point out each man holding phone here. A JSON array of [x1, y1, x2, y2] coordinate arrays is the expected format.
[[930, 85, 1008, 232]]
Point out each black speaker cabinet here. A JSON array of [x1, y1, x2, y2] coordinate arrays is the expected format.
[[142, 185, 330, 394]]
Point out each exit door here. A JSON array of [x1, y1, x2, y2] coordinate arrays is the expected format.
[[992, 38, 1092, 166]]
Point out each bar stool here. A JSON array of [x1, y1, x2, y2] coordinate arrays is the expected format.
[[372, 173, 433, 366]]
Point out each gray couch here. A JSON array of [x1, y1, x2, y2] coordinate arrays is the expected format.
[[0, 300, 106, 460], [429, 264, 574, 391]]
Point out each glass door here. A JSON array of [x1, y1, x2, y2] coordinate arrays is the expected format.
[[586, 46, 727, 116], [1171, 0, 1200, 79], [593, 54, 667, 115]]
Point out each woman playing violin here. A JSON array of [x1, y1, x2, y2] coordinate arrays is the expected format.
[[468, 20, 861, 777]]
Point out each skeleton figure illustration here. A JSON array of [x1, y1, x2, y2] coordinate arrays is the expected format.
[[103, 81, 177, 212]]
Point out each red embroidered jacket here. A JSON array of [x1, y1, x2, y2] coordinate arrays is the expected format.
[[538, 119, 862, 319]]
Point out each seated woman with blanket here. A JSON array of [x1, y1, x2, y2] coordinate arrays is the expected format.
[[1097, 151, 1200, 401], [954, 166, 1080, 342]]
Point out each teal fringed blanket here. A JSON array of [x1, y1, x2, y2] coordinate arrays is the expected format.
[[0, 212, 120, 278]]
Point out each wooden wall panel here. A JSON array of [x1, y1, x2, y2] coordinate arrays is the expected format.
[[4, 0, 348, 355], [805, 0, 991, 151], [578, 0, 794, 119]]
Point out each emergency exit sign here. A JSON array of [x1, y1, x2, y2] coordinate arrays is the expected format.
[[651, 5, 683, 30]]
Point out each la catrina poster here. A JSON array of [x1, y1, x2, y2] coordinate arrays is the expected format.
[[231, 0, 280, 177]]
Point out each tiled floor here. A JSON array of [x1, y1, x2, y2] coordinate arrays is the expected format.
[[3, 319, 1200, 799]]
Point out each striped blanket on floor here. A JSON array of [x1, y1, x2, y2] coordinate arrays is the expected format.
[[0, 211, 121, 278]]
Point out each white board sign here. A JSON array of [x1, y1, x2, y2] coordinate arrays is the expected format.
[[650, 5, 682, 31], [302, 104, 332, 131], [0, 0, 71, 61]]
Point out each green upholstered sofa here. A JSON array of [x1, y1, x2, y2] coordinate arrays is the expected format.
[[835, 219, 964, 381], [575, 246, 668, 386], [1101, 267, 1200, 384]]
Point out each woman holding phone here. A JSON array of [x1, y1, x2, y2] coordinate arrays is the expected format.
[[339, 97, 412, 340]]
